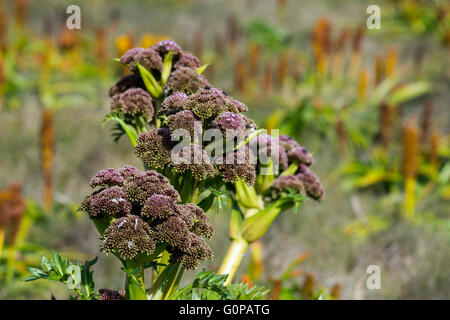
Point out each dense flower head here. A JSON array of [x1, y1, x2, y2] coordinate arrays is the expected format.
[[176, 203, 214, 238], [216, 148, 256, 185], [99, 289, 125, 301], [152, 216, 191, 252], [165, 66, 210, 95], [167, 110, 200, 140], [169, 234, 213, 269], [175, 52, 201, 69], [118, 165, 141, 181], [120, 47, 163, 73], [171, 144, 215, 181], [250, 133, 289, 171], [135, 48, 164, 73], [122, 170, 180, 204], [279, 135, 300, 151], [213, 112, 247, 132], [151, 39, 183, 58], [120, 47, 144, 71], [250, 134, 324, 202], [102, 215, 155, 259], [135, 128, 174, 170], [141, 194, 175, 219], [80, 166, 179, 218], [287, 146, 314, 166], [184, 87, 248, 120], [296, 164, 324, 200], [270, 175, 306, 198], [111, 88, 154, 122], [80, 187, 132, 218], [108, 74, 145, 97], [158, 92, 189, 118], [81, 166, 213, 267]]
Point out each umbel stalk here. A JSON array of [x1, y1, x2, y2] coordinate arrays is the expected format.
[[218, 238, 249, 285]]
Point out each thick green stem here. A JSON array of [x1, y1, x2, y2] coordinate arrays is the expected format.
[[217, 238, 249, 285], [124, 262, 147, 300]]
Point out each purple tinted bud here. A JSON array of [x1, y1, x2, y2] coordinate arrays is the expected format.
[[135, 48, 163, 72], [102, 215, 155, 260], [120, 47, 163, 73], [111, 88, 154, 122], [169, 234, 213, 269], [288, 146, 314, 166], [135, 128, 173, 170], [165, 67, 210, 95], [175, 203, 214, 238], [123, 170, 180, 204], [167, 110, 200, 140], [279, 135, 300, 151], [213, 112, 246, 131], [270, 175, 306, 198], [80, 186, 131, 218], [174, 52, 200, 69], [159, 92, 189, 116], [152, 216, 191, 252], [120, 47, 144, 71], [216, 149, 256, 185], [90, 168, 124, 188], [250, 134, 289, 171], [296, 164, 324, 200], [172, 145, 214, 181], [108, 74, 145, 97], [118, 165, 141, 181], [185, 87, 248, 120], [212, 112, 254, 141], [99, 289, 125, 301], [141, 194, 175, 219], [151, 40, 182, 58]]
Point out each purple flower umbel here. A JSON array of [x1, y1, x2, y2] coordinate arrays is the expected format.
[[111, 88, 154, 122]]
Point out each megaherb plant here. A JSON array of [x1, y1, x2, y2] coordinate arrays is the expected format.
[[26, 40, 323, 300]]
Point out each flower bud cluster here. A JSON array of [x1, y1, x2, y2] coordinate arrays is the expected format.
[[80, 166, 213, 269]]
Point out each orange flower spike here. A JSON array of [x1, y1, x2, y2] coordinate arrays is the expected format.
[[261, 61, 272, 96], [380, 102, 394, 149], [248, 42, 261, 77], [14, 0, 27, 28], [0, 8, 7, 50], [385, 47, 397, 77], [420, 101, 433, 146], [430, 132, 440, 176], [234, 55, 246, 93], [402, 118, 419, 179], [374, 55, 385, 85], [96, 27, 107, 69], [358, 69, 369, 101], [40, 110, 55, 212], [278, 53, 288, 89]]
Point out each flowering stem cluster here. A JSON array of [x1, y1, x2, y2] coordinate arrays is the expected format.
[[218, 134, 324, 284], [79, 166, 213, 299], [73, 39, 324, 298]]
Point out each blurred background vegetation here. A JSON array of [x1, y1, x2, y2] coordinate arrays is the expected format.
[[0, 0, 449, 299]]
